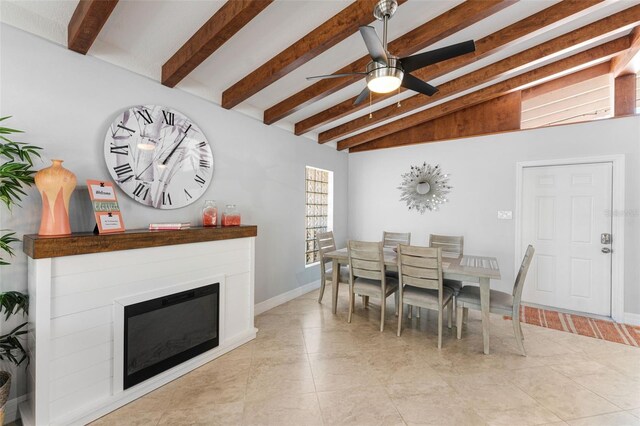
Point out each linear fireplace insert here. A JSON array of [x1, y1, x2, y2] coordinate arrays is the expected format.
[[123, 283, 219, 389]]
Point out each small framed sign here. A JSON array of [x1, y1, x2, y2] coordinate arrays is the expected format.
[[86, 180, 125, 234]]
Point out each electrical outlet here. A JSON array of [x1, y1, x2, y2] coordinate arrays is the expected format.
[[497, 210, 513, 220]]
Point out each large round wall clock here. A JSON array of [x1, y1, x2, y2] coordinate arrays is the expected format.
[[104, 105, 213, 209]]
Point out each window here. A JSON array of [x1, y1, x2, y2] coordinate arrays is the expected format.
[[521, 73, 611, 129], [305, 166, 333, 265]]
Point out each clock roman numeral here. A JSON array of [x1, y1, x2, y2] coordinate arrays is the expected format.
[[112, 123, 136, 139], [162, 192, 172, 206], [184, 189, 192, 200], [199, 159, 211, 168], [197, 141, 206, 148], [136, 109, 153, 125], [162, 110, 175, 126], [133, 182, 149, 200], [194, 174, 206, 187], [110, 144, 129, 156], [113, 163, 133, 183]]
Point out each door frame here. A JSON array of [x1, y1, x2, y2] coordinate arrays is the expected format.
[[515, 155, 625, 322]]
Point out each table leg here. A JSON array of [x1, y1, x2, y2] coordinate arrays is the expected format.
[[332, 259, 339, 314], [479, 277, 491, 355]]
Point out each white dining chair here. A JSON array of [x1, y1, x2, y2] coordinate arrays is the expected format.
[[316, 231, 349, 305], [347, 240, 399, 332], [456, 245, 535, 355], [396, 245, 453, 349]]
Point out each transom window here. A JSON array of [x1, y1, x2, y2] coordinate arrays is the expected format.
[[305, 166, 333, 265]]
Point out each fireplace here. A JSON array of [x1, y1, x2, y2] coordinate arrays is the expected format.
[[123, 283, 219, 389]]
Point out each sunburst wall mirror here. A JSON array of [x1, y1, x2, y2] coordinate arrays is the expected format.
[[398, 162, 452, 213]]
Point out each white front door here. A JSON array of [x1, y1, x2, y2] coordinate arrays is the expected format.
[[520, 162, 613, 316]]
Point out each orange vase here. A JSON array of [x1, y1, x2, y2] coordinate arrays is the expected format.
[[35, 159, 76, 236]]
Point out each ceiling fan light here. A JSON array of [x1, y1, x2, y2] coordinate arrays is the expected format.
[[367, 75, 402, 93]]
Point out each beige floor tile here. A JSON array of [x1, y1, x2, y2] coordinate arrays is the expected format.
[[572, 371, 640, 410], [390, 388, 486, 425], [90, 410, 163, 425], [565, 411, 640, 426], [630, 408, 640, 419], [245, 360, 316, 401], [157, 402, 244, 425], [317, 386, 404, 425], [242, 392, 323, 426], [308, 351, 381, 392], [549, 360, 610, 378], [510, 367, 620, 420], [474, 403, 562, 426]]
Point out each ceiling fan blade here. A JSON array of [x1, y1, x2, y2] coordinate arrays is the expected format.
[[306, 72, 366, 81], [401, 73, 438, 96], [353, 86, 371, 106], [400, 40, 476, 73], [359, 26, 388, 65]]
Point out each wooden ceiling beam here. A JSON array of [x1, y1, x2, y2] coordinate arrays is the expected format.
[[221, 0, 397, 110], [68, 0, 119, 54], [326, 4, 640, 146], [263, 0, 513, 125], [300, 0, 603, 137], [162, 1, 274, 88], [610, 26, 640, 77], [342, 36, 630, 152]]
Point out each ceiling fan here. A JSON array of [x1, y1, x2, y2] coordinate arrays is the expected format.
[[307, 0, 476, 105]]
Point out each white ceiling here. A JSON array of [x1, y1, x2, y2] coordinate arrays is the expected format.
[[1, 0, 639, 146]]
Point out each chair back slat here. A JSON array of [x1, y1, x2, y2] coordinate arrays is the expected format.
[[513, 245, 535, 303], [400, 264, 439, 281], [397, 245, 442, 291], [351, 258, 380, 271], [348, 240, 384, 282], [402, 275, 440, 290], [429, 234, 464, 258], [383, 231, 411, 248], [399, 254, 438, 269]]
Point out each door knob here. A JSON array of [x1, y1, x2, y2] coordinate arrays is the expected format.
[[601, 247, 611, 254]]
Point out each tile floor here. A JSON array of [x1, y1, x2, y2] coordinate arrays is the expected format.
[[85, 287, 640, 425]]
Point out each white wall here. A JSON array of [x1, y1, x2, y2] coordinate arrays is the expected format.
[[0, 24, 348, 403], [348, 117, 640, 316]]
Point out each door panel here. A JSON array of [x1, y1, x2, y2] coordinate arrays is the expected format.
[[521, 162, 612, 316]]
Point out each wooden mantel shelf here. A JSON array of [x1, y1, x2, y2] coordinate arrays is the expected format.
[[23, 225, 258, 259]]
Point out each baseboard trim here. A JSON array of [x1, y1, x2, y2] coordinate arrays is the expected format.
[[3, 394, 27, 424], [254, 280, 320, 316], [624, 312, 640, 326]]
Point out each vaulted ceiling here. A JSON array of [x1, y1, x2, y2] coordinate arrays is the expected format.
[[2, 0, 639, 152]]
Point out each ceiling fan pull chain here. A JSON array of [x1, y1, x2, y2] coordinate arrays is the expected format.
[[397, 86, 401, 108], [369, 91, 373, 119]]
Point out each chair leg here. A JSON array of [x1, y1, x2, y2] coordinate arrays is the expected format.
[[380, 293, 386, 332], [437, 308, 443, 349], [397, 299, 403, 337], [452, 295, 457, 324], [416, 307, 421, 318], [456, 306, 463, 339], [447, 302, 453, 329], [363, 295, 369, 308], [463, 307, 469, 324], [318, 279, 326, 303], [347, 289, 354, 324], [513, 312, 526, 356], [408, 305, 412, 319], [394, 291, 399, 316]]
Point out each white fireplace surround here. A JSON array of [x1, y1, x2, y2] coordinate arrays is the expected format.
[[20, 236, 256, 426]]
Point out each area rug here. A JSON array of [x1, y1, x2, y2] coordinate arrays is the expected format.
[[504, 306, 640, 347]]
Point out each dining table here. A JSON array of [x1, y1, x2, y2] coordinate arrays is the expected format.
[[323, 247, 501, 354]]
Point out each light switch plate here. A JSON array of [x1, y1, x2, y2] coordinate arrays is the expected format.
[[497, 210, 513, 220]]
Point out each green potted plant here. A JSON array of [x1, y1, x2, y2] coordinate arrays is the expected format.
[[0, 116, 41, 424]]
